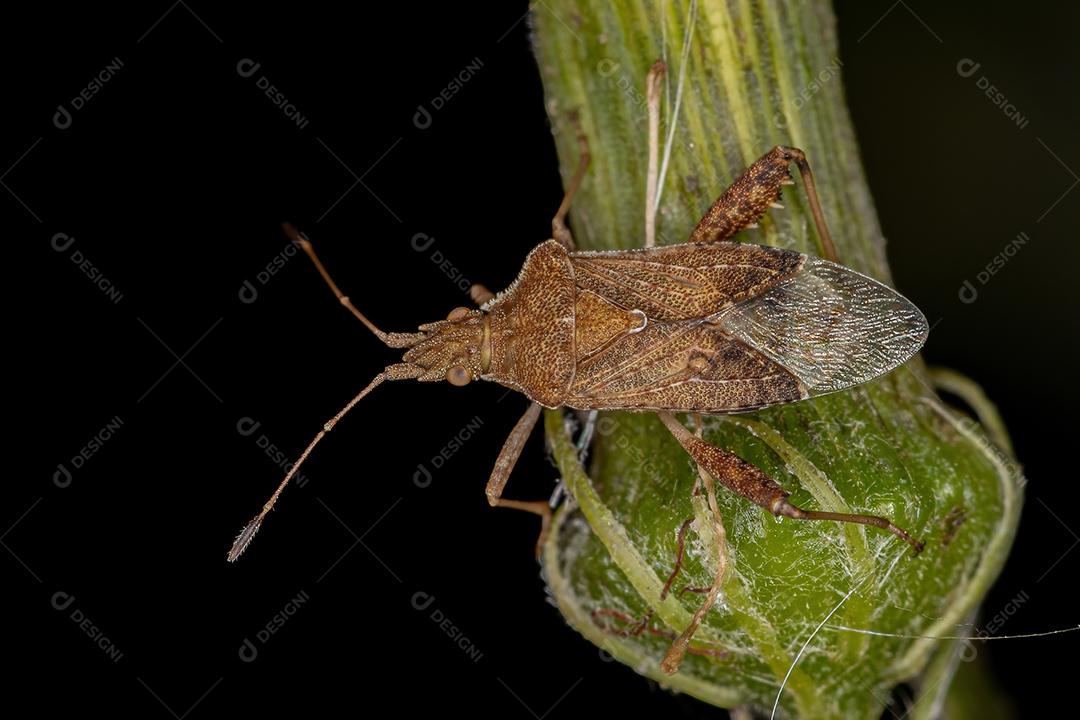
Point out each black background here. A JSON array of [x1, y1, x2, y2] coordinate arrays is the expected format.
[[8, 2, 1078, 717]]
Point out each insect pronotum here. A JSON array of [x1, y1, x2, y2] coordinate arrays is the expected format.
[[228, 60, 928, 674]]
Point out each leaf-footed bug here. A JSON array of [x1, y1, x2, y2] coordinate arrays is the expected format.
[[227, 59, 928, 674]]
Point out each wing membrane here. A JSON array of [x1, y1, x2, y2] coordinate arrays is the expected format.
[[715, 256, 928, 395]]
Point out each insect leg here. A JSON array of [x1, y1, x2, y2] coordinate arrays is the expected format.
[[688, 146, 838, 262], [589, 516, 728, 662], [589, 609, 727, 660], [657, 412, 924, 552], [590, 515, 692, 640], [660, 413, 730, 675], [486, 401, 550, 558], [551, 111, 591, 251], [661, 517, 696, 599], [282, 223, 424, 348], [469, 284, 495, 305]]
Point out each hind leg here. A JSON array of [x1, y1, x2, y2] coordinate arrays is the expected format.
[[657, 412, 923, 551], [688, 146, 839, 262]]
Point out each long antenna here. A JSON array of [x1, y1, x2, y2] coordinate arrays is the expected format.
[[282, 222, 424, 348], [226, 363, 420, 562]]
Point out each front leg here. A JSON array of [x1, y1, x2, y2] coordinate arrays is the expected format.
[[689, 146, 838, 262], [550, 112, 591, 251], [485, 402, 551, 558]]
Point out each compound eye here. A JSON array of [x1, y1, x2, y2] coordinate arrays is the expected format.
[[447, 365, 472, 387], [446, 306, 470, 322]]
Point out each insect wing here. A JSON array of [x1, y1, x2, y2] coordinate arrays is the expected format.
[[716, 256, 928, 396], [570, 242, 803, 321], [566, 319, 805, 412]]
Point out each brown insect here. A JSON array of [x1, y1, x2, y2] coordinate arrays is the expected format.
[[228, 61, 928, 674]]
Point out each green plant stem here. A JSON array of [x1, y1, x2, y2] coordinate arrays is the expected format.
[[532, 2, 1022, 717]]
